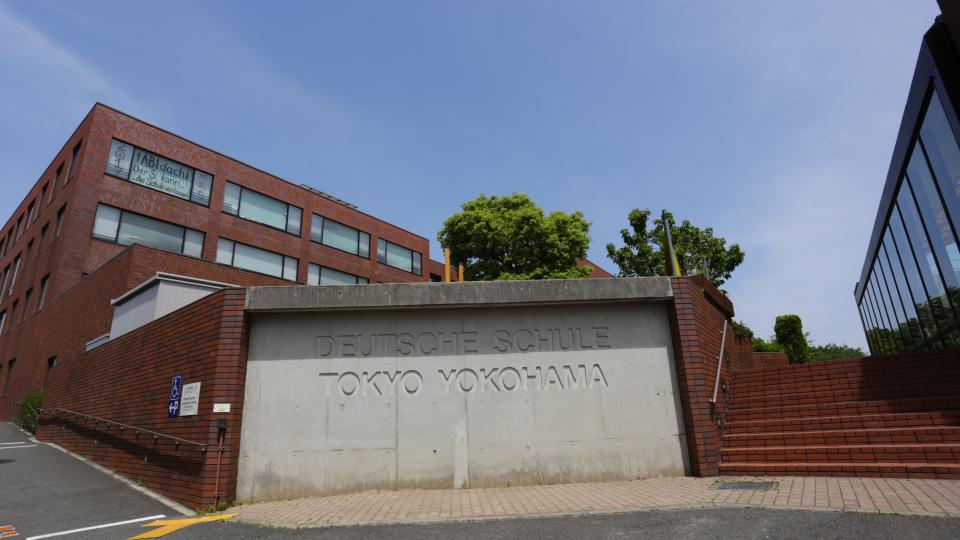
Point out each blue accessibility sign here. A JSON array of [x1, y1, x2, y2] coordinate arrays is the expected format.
[[168, 373, 183, 418]]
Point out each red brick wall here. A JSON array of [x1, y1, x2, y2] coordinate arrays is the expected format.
[[668, 275, 738, 476], [78, 104, 430, 287], [731, 335, 790, 370], [0, 102, 431, 417], [37, 289, 248, 509], [0, 244, 286, 419]]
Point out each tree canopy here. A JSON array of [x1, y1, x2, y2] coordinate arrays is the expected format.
[[437, 193, 592, 280], [605, 209, 745, 287]]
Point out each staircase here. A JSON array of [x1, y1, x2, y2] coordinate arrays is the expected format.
[[720, 350, 960, 479]]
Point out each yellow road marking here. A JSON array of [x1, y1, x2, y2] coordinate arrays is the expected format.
[[127, 514, 236, 539]]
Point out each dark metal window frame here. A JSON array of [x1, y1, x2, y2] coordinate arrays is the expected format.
[[90, 203, 204, 258], [216, 237, 299, 282], [376, 237, 423, 275], [222, 181, 302, 237], [310, 214, 371, 259]]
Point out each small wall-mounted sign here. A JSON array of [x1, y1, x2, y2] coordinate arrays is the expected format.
[[167, 374, 183, 418], [213, 403, 231, 413], [180, 382, 201, 417]]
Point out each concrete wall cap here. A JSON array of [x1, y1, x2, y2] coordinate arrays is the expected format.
[[244, 277, 673, 312]]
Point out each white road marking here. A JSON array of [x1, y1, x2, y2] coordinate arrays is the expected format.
[[25, 515, 166, 539], [0, 441, 27, 445], [0, 445, 35, 450]]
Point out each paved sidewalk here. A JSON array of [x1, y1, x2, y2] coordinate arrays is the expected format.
[[231, 476, 960, 528]]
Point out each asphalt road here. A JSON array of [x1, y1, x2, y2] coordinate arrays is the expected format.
[[0, 422, 181, 539], [3, 421, 960, 539], [191, 508, 960, 539]]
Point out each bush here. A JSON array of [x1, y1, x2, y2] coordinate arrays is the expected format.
[[732, 320, 754, 339], [17, 389, 43, 434], [752, 336, 785, 353], [807, 343, 866, 362], [774, 314, 808, 363]]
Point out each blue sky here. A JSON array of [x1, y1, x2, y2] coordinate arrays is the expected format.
[[0, 1, 942, 349]]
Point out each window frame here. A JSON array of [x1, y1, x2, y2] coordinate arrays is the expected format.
[[222, 181, 302, 236], [104, 138, 213, 207], [1, 359, 13, 397], [215, 237, 299, 281], [376, 238, 422, 275], [55, 205, 66, 237], [67, 140, 82, 181], [49, 163, 62, 205], [37, 275, 50, 312], [310, 214, 371, 259], [91, 204, 205, 258], [307, 263, 369, 286]]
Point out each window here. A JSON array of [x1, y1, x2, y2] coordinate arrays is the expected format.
[[56, 205, 66, 237], [37, 275, 49, 311], [21, 288, 32, 322], [223, 182, 301, 235], [44, 356, 56, 386], [9, 301, 17, 328], [0, 311, 5, 335], [377, 238, 422, 274], [27, 201, 36, 224], [311, 215, 370, 257], [15, 215, 23, 241], [907, 147, 960, 289], [216, 238, 298, 281], [50, 164, 62, 204], [67, 140, 82, 181], [38, 223, 48, 254], [919, 92, 960, 235], [8, 255, 20, 296], [92, 204, 204, 257], [897, 186, 960, 345], [40, 183, 48, 206], [85, 334, 110, 351], [105, 139, 212, 205], [307, 264, 369, 286], [0, 266, 8, 298], [1, 359, 13, 397], [890, 208, 942, 347]]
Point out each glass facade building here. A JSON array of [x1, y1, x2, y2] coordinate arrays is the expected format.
[[856, 12, 960, 355]]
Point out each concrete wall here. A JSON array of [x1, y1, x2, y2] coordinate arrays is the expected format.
[[237, 300, 688, 502]]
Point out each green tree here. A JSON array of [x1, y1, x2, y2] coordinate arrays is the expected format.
[[807, 342, 865, 362], [732, 320, 754, 339], [605, 209, 745, 287], [774, 314, 809, 363], [437, 193, 592, 281]]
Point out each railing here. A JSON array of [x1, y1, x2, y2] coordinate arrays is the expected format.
[[710, 319, 729, 404], [52, 407, 207, 450]]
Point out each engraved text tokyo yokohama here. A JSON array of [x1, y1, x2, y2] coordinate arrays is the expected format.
[[318, 364, 609, 398], [316, 326, 612, 398]]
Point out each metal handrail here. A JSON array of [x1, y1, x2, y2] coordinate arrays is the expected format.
[[710, 319, 729, 404], [53, 407, 207, 450]]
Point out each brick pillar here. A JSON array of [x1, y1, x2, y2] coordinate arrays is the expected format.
[[668, 276, 737, 477]]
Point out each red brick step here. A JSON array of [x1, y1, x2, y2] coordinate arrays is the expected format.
[[725, 396, 960, 422], [724, 426, 960, 447], [719, 461, 960, 479], [722, 443, 960, 464]]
